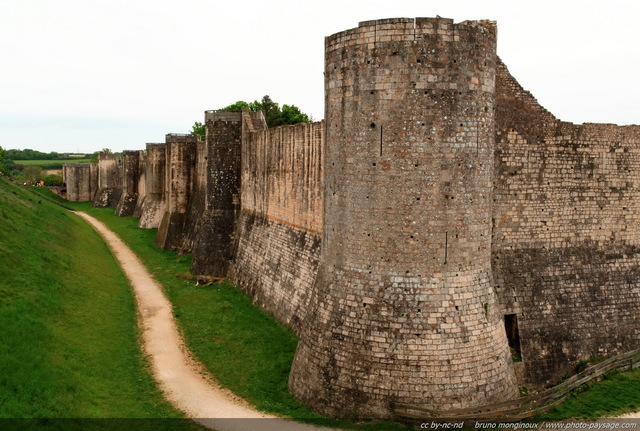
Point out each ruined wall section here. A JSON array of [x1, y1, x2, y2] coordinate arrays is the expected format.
[[93, 153, 122, 207], [191, 111, 243, 275], [63, 163, 98, 202], [493, 60, 640, 384], [229, 115, 323, 332], [138, 144, 167, 228], [290, 18, 517, 418], [132, 150, 146, 218], [115, 150, 142, 217], [155, 134, 197, 251], [178, 135, 207, 255]]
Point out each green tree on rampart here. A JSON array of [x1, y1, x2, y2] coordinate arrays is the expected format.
[[190, 95, 310, 139], [89, 148, 113, 163], [190, 122, 205, 141], [281, 104, 309, 125], [191, 95, 310, 133], [220, 100, 263, 113]]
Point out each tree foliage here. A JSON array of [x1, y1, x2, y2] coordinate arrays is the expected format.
[[4, 149, 87, 161], [220, 100, 262, 113], [190, 95, 311, 139], [281, 104, 310, 125], [44, 174, 63, 186], [219, 95, 310, 128], [20, 166, 44, 185], [89, 148, 113, 163], [0, 146, 9, 176], [190, 122, 205, 141]]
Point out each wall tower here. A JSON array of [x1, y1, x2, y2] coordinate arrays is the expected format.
[[289, 17, 518, 417], [115, 150, 142, 217], [155, 134, 197, 250], [138, 143, 167, 228], [191, 111, 243, 275], [93, 152, 122, 207]]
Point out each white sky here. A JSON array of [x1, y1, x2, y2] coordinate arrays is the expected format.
[[1, 0, 639, 154]]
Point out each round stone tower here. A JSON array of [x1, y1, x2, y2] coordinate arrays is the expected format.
[[289, 17, 518, 418]]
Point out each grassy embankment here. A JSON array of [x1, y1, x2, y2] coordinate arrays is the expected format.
[[534, 367, 640, 419], [63, 200, 412, 431], [0, 179, 201, 430], [31, 187, 640, 425]]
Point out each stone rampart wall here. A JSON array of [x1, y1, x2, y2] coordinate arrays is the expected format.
[[191, 111, 243, 275], [290, 17, 517, 418], [155, 134, 197, 251], [115, 150, 143, 217], [493, 59, 640, 384], [138, 143, 166, 228], [93, 153, 122, 207], [230, 118, 324, 332], [63, 16, 640, 419], [63, 163, 98, 202]]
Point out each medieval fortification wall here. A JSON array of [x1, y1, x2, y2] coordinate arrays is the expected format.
[[62, 16, 640, 419], [493, 59, 640, 384]]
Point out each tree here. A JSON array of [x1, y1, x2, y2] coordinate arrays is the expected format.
[[0, 146, 6, 176], [214, 95, 310, 129], [44, 174, 63, 186], [220, 100, 262, 113], [259, 95, 283, 128], [89, 148, 113, 163], [20, 165, 44, 185], [281, 104, 309, 125], [190, 122, 205, 140]]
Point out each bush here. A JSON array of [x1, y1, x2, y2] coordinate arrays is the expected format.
[[44, 174, 63, 186]]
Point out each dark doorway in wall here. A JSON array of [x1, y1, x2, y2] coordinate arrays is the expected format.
[[504, 314, 522, 362]]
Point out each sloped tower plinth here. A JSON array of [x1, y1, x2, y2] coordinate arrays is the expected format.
[[289, 17, 518, 418]]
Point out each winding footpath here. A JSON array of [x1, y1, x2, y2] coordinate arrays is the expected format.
[[75, 211, 639, 429], [75, 212, 332, 431]]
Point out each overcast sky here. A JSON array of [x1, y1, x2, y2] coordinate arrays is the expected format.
[[1, 0, 639, 154]]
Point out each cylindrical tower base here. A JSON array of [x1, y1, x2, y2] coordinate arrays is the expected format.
[[289, 17, 518, 418]]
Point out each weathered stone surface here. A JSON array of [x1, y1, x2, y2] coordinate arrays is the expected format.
[[155, 134, 197, 251], [289, 17, 518, 418], [190, 111, 243, 275], [63, 15, 640, 419], [63, 163, 98, 202], [138, 143, 166, 229], [93, 153, 122, 207], [229, 115, 323, 332], [115, 150, 142, 217], [493, 59, 640, 385]]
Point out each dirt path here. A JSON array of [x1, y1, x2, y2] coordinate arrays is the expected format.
[[75, 212, 333, 431], [75, 211, 640, 427]]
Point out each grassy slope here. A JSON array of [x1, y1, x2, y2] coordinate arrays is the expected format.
[[69, 202, 412, 431], [536, 368, 640, 419], [48, 190, 640, 425], [0, 180, 199, 429]]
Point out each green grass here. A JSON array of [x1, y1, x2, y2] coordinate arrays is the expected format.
[[0, 180, 201, 430], [15, 159, 92, 171], [67, 202, 413, 431], [58, 193, 640, 427], [535, 368, 640, 420]]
